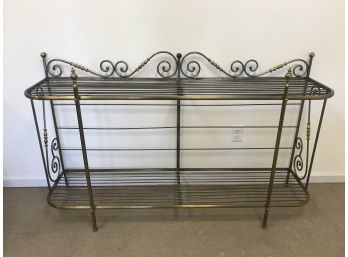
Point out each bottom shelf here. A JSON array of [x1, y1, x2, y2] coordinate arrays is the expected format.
[[48, 169, 309, 209]]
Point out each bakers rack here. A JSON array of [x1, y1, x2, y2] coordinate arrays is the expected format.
[[24, 51, 334, 231]]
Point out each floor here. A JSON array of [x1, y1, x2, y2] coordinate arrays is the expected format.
[[4, 184, 344, 257]]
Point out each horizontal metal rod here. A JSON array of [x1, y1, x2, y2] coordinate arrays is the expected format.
[[53, 103, 301, 106], [65, 167, 290, 172], [61, 147, 293, 151], [57, 125, 297, 130]]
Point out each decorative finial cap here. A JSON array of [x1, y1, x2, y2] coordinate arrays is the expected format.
[[309, 52, 315, 58], [285, 68, 292, 80], [176, 53, 182, 59], [70, 68, 77, 80], [40, 52, 47, 58]]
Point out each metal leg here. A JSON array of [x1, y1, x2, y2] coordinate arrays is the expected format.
[[49, 100, 68, 186], [176, 99, 182, 205], [71, 69, 98, 232], [262, 69, 291, 229], [285, 99, 305, 184], [30, 99, 51, 190], [176, 53, 183, 205], [305, 99, 327, 189], [286, 52, 315, 184]]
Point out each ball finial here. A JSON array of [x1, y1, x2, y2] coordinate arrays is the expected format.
[[285, 68, 292, 80], [40, 52, 47, 58], [176, 53, 182, 59], [70, 68, 77, 80], [309, 52, 315, 58]]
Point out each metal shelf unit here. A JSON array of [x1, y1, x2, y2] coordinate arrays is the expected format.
[[25, 51, 334, 231]]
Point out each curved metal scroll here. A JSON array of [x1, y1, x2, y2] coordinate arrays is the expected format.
[[48, 138, 62, 182], [47, 59, 115, 78], [115, 51, 178, 78], [293, 137, 306, 179]]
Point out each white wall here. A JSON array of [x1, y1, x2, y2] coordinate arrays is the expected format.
[[4, 0, 344, 186]]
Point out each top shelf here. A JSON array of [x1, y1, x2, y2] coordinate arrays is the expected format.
[[25, 77, 333, 101]]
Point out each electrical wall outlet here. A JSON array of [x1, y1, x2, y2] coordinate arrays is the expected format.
[[232, 128, 243, 142]]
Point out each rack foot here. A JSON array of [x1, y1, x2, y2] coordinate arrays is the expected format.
[[262, 207, 270, 229], [91, 209, 98, 232]]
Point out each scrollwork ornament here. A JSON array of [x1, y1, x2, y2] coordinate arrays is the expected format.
[[49, 138, 62, 182], [230, 61, 244, 77], [293, 137, 305, 178], [114, 51, 178, 78], [243, 59, 259, 77], [114, 61, 130, 77], [292, 63, 307, 77], [157, 60, 172, 78], [43, 52, 310, 79], [49, 63, 63, 77], [294, 137, 307, 179], [185, 60, 201, 78], [47, 59, 115, 78], [99, 60, 115, 77]]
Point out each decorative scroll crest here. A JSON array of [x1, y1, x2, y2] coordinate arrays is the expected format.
[[42, 51, 312, 79], [180, 52, 309, 78], [45, 51, 178, 78]]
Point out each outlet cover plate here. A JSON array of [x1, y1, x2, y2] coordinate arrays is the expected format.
[[232, 128, 243, 142]]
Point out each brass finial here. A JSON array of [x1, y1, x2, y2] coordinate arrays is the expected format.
[[40, 52, 47, 58], [309, 52, 315, 58], [285, 68, 292, 81], [70, 68, 77, 80]]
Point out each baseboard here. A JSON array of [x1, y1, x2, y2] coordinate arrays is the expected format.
[[3, 172, 344, 187], [4, 177, 48, 187], [309, 172, 345, 183]]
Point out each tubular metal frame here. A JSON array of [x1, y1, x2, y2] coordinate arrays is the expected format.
[[25, 52, 334, 231]]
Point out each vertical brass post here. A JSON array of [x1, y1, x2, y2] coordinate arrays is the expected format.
[[31, 99, 51, 189], [262, 68, 292, 229], [71, 68, 98, 232]]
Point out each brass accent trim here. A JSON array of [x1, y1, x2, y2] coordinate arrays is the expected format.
[[43, 128, 48, 146], [269, 62, 287, 73], [136, 58, 151, 71], [306, 122, 311, 141], [207, 58, 224, 72], [69, 62, 89, 72]]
